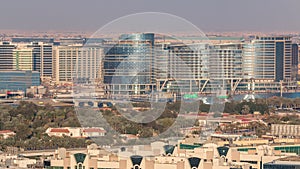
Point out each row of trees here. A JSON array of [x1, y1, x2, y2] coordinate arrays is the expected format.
[[266, 97, 300, 109], [0, 102, 86, 151], [101, 102, 181, 138], [264, 114, 300, 125], [98, 98, 284, 139], [107, 96, 300, 118], [129, 99, 270, 115], [1, 97, 299, 150], [218, 121, 269, 137], [112, 98, 300, 139], [218, 113, 300, 138], [1, 135, 89, 150], [201, 97, 300, 114]]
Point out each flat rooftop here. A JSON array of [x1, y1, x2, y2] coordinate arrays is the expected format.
[[277, 156, 300, 162]]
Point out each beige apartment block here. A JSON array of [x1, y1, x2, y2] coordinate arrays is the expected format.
[[271, 124, 300, 137], [46, 141, 298, 169]]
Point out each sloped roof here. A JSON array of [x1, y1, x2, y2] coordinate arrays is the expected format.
[[50, 128, 70, 133], [0, 130, 14, 134]]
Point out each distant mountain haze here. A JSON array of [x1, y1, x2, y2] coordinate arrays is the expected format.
[[0, 0, 299, 32]]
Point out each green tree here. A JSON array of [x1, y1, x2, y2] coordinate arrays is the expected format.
[[241, 105, 250, 115]]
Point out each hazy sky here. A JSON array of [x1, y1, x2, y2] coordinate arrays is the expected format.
[[0, 0, 299, 32]]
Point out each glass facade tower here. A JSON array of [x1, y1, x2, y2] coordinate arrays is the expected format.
[[27, 42, 53, 79], [167, 43, 210, 93], [0, 71, 40, 92], [0, 42, 16, 70], [292, 43, 299, 80], [243, 36, 292, 82], [13, 47, 34, 70], [103, 33, 155, 96]]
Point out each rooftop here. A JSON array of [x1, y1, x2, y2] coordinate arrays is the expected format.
[[0, 130, 14, 134], [83, 128, 106, 133], [277, 156, 300, 162], [50, 128, 70, 133]]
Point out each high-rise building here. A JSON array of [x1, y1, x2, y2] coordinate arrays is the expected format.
[[292, 43, 299, 80], [162, 43, 243, 93], [53, 45, 103, 83], [243, 36, 292, 82], [27, 42, 53, 79], [103, 33, 155, 96], [298, 45, 300, 78], [154, 42, 169, 82], [292, 44, 299, 67], [13, 46, 34, 70], [0, 42, 53, 80], [167, 43, 210, 93], [210, 43, 243, 92], [0, 42, 16, 70], [53, 45, 78, 83], [210, 44, 243, 80], [104, 34, 246, 95], [10, 42, 53, 80]]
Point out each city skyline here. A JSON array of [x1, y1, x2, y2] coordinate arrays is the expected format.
[[0, 33, 299, 96], [2, 1, 300, 169]]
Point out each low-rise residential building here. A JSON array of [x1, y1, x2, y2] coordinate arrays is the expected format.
[[45, 127, 106, 138], [0, 130, 16, 139], [12, 158, 37, 168], [120, 134, 139, 141], [82, 128, 106, 138], [0, 153, 37, 169], [271, 124, 300, 137], [46, 128, 70, 137], [46, 142, 299, 169]]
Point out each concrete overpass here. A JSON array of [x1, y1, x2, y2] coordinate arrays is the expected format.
[[54, 99, 114, 108]]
